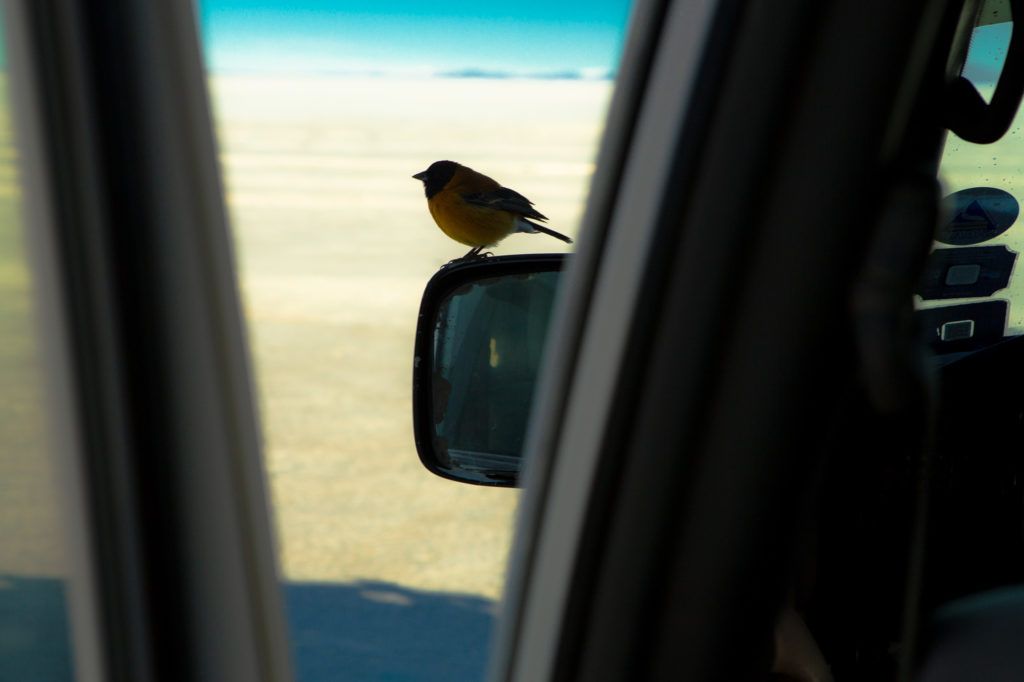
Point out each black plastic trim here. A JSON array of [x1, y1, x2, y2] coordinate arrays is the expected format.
[[412, 254, 565, 487]]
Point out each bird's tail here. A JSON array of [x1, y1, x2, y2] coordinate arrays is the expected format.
[[517, 218, 573, 244]]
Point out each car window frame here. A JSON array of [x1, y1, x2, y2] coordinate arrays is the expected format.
[[495, 0, 958, 679], [3, 0, 291, 679]]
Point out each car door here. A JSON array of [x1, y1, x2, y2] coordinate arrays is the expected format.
[[492, 0, 972, 680]]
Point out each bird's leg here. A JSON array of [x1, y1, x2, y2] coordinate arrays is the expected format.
[[442, 246, 493, 268], [442, 246, 484, 268]]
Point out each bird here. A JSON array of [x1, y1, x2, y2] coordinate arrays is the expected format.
[[412, 160, 573, 259]]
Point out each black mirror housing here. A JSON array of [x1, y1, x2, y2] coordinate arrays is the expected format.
[[412, 254, 565, 487]]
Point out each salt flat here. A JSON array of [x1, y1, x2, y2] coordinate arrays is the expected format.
[[0, 75, 611, 600], [209, 75, 612, 597]]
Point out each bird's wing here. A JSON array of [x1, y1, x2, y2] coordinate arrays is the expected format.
[[462, 187, 548, 221]]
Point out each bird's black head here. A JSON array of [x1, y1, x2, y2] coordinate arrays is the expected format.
[[412, 160, 459, 199]]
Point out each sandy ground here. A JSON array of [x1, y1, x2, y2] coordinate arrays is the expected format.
[[0, 75, 611, 602], [209, 75, 612, 598], [0, 97, 65, 581], [0, 75, 611, 680]]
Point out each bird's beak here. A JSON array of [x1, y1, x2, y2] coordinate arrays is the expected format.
[[412, 170, 428, 181]]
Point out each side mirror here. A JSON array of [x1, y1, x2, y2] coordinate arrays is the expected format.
[[412, 254, 565, 486]]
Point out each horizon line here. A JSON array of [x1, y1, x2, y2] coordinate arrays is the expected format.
[[203, 66, 617, 81]]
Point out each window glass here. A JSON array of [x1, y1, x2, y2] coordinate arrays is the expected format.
[[0, 11, 77, 682], [930, 16, 1022, 350], [197, 1, 632, 679]]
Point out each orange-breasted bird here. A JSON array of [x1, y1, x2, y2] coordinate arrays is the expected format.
[[412, 160, 573, 259]]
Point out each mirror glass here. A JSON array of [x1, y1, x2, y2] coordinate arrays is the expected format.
[[428, 270, 559, 485]]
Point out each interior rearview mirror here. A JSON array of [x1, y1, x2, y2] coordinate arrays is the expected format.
[[412, 254, 564, 486]]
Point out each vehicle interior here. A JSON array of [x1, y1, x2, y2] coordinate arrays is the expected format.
[[811, 2, 1024, 678]]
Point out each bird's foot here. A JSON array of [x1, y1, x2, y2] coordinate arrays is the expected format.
[[443, 251, 494, 268]]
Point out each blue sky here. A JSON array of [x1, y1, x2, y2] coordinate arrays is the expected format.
[[198, 0, 634, 76]]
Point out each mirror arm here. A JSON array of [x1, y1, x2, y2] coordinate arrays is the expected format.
[[946, 0, 1024, 144]]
